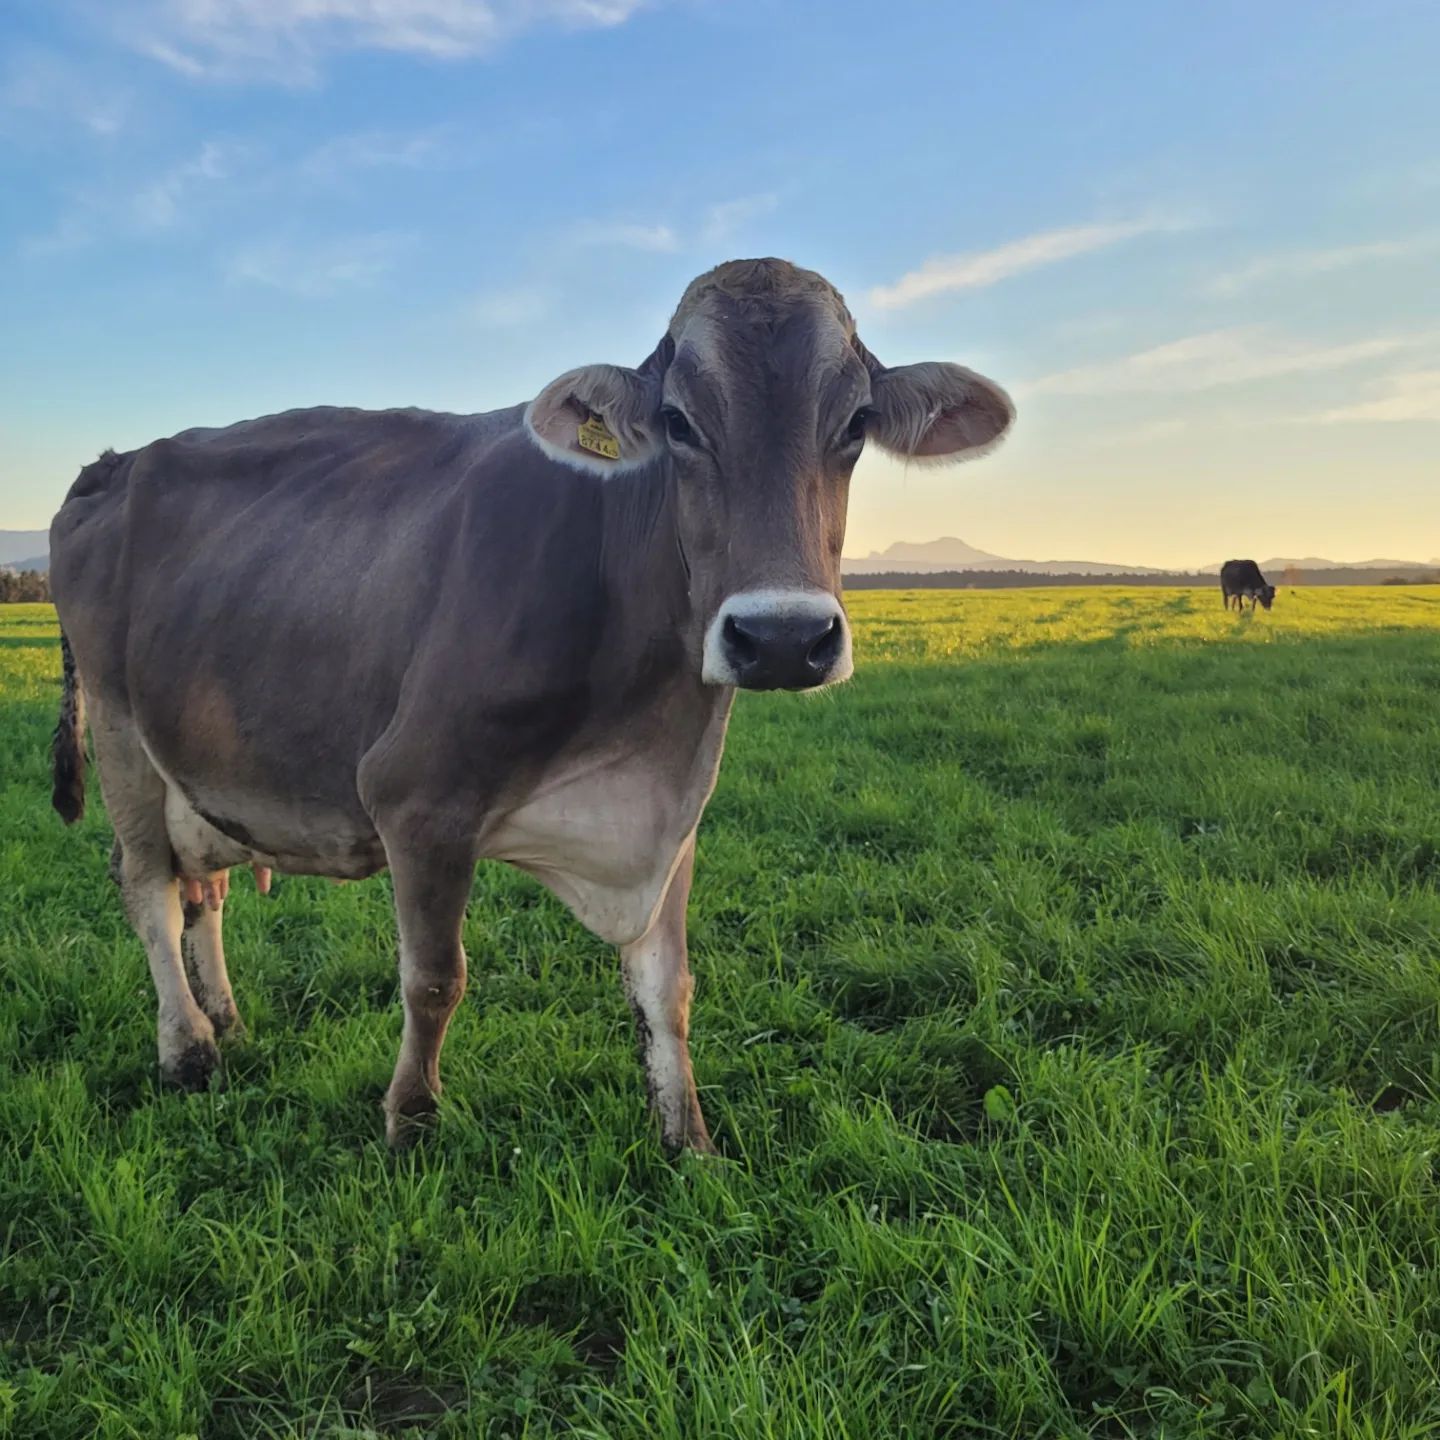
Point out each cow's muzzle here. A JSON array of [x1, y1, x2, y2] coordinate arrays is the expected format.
[[702, 590, 853, 690]]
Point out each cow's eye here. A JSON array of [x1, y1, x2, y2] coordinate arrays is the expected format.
[[662, 407, 699, 447], [843, 408, 873, 446]]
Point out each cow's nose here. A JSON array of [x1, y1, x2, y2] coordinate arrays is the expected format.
[[721, 610, 844, 690]]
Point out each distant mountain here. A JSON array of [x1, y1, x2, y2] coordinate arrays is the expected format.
[[0, 531, 48, 566], [2, 554, 49, 574], [842, 537, 1436, 577], [842, 536, 1171, 576], [1199, 556, 1430, 574]]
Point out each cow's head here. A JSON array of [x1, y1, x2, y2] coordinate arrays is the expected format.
[[525, 258, 1013, 690], [1258, 584, 1276, 611]]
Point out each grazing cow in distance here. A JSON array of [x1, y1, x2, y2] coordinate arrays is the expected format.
[[48, 257, 1014, 1153], [1220, 558, 1276, 612]]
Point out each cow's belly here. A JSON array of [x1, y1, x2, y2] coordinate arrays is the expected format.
[[163, 783, 387, 880], [480, 752, 716, 946]]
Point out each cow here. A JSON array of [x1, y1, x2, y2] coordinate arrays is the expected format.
[[48, 257, 1013, 1153], [1220, 558, 1275, 612]]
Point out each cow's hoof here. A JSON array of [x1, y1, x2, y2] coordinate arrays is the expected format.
[[672, 1136, 721, 1161], [384, 1091, 439, 1149], [162, 1037, 222, 1092], [210, 1003, 247, 1043], [661, 1125, 720, 1160]]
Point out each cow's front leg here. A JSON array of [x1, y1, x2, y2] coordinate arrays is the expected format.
[[383, 842, 473, 1146], [621, 835, 715, 1155]]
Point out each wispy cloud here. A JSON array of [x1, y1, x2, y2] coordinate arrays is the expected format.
[[299, 126, 453, 179], [570, 220, 681, 252], [1208, 236, 1439, 297], [700, 193, 778, 246], [0, 48, 134, 140], [224, 231, 417, 296], [132, 141, 241, 230], [470, 285, 558, 328], [567, 192, 777, 256], [868, 215, 1192, 310], [1093, 417, 1191, 449], [1314, 369, 1440, 424], [22, 139, 245, 254], [128, 0, 655, 84], [1025, 327, 1419, 397]]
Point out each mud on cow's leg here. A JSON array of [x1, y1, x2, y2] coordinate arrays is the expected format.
[[181, 881, 244, 1039], [621, 835, 714, 1155], [382, 840, 474, 1146]]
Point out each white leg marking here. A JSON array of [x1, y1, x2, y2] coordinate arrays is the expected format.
[[619, 836, 713, 1152], [127, 871, 218, 1083]]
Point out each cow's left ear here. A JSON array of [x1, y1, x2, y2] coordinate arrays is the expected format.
[[864, 357, 1015, 464], [525, 338, 671, 476]]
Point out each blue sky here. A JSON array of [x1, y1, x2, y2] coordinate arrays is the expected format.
[[3, 0, 1438, 566]]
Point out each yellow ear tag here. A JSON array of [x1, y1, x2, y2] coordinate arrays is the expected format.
[[577, 414, 621, 461]]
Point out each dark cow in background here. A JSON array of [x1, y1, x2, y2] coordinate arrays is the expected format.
[[1220, 558, 1275, 612], [48, 258, 1014, 1153]]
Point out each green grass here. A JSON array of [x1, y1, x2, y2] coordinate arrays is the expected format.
[[3, 587, 1440, 1438]]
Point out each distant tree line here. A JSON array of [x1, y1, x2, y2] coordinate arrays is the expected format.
[[845, 570, 1212, 589], [0, 569, 51, 602]]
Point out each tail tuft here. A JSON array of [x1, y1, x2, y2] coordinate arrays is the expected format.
[[51, 631, 87, 824]]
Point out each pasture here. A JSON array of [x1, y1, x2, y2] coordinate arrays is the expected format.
[[3, 587, 1440, 1438]]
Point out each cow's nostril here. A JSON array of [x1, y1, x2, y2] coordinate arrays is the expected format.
[[806, 617, 842, 671], [723, 614, 759, 667]]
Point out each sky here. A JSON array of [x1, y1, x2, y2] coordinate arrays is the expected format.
[[2, 0, 1438, 568]]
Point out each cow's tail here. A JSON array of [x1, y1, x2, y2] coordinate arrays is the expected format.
[[52, 630, 88, 824]]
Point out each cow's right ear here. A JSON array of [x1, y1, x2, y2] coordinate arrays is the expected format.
[[525, 342, 669, 476]]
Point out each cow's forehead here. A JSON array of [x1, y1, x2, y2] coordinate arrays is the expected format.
[[668, 258, 855, 340], [667, 259, 858, 387]]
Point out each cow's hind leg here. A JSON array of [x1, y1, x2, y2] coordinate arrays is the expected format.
[[621, 835, 714, 1155], [91, 705, 219, 1088], [382, 842, 472, 1146], [182, 894, 244, 1039]]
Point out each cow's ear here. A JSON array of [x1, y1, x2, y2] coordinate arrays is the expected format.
[[862, 352, 1014, 464], [525, 338, 671, 476]]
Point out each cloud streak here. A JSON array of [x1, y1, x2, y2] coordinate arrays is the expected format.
[[570, 220, 681, 252], [1208, 236, 1439, 296], [225, 231, 417, 297], [1025, 327, 1420, 397], [470, 285, 557, 327], [0, 48, 134, 140], [299, 127, 453, 179], [132, 141, 240, 230], [129, 0, 655, 83], [700, 193, 778, 246], [868, 216, 1191, 310], [22, 139, 246, 254], [567, 192, 777, 255], [1315, 369, 1440, 424]]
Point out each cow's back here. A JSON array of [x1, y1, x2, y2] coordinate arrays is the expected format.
[[50, 403, 528, 814]]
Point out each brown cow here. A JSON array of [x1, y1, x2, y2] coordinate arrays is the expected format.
[[48, 258, 1013, 1151], [1220, 558, 1275, 611]]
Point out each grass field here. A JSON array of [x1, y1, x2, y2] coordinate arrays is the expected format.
[[3, 587, 1440, 1439]]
